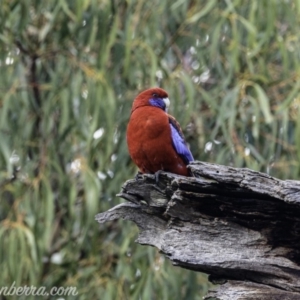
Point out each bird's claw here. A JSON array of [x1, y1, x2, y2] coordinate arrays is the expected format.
[[133, 170, 165, 194], [154, 170, 163, 184], [134, 171, 143, 181]]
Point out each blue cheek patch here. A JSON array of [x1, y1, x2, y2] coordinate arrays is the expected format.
[[149, 98, 166, 111]]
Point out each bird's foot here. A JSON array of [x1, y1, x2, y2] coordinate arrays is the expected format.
[[152, 170, 165, 194], [154, 170, 163, 184], [134, 170, 165, 193], [134, 171, 143, 181]]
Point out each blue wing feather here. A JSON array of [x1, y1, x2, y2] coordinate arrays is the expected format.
[[169, 117, 194, 164]]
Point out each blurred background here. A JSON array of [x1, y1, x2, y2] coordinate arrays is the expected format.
[[1, 0, 300, 299]]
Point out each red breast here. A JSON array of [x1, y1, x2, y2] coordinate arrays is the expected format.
[[126, 88, 190, 176]]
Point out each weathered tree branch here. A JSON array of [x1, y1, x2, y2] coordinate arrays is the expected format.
[[96, 162, 300, 299]]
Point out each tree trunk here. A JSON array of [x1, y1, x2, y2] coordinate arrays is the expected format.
[[95, 162, 300, 299]]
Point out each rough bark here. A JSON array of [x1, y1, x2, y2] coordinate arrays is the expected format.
[[95, 162, 300, 299]]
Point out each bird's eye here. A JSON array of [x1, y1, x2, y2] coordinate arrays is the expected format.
[[152, 93, 158, 98]]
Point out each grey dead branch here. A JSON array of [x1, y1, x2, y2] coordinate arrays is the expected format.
[[95, 161, 300, 300]]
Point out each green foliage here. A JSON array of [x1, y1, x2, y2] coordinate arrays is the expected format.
[[0, 0, 299, 299]]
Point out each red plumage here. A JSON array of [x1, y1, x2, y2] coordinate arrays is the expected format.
[[126, 87, 193, 176]]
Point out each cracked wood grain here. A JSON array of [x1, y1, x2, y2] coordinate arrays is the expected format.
[[96, 161, 300, 299]]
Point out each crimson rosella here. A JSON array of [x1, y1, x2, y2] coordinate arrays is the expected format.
[[126, 87, 194, 176]]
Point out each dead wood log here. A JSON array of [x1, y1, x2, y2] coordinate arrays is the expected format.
[[95, 161, 300, 299]]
